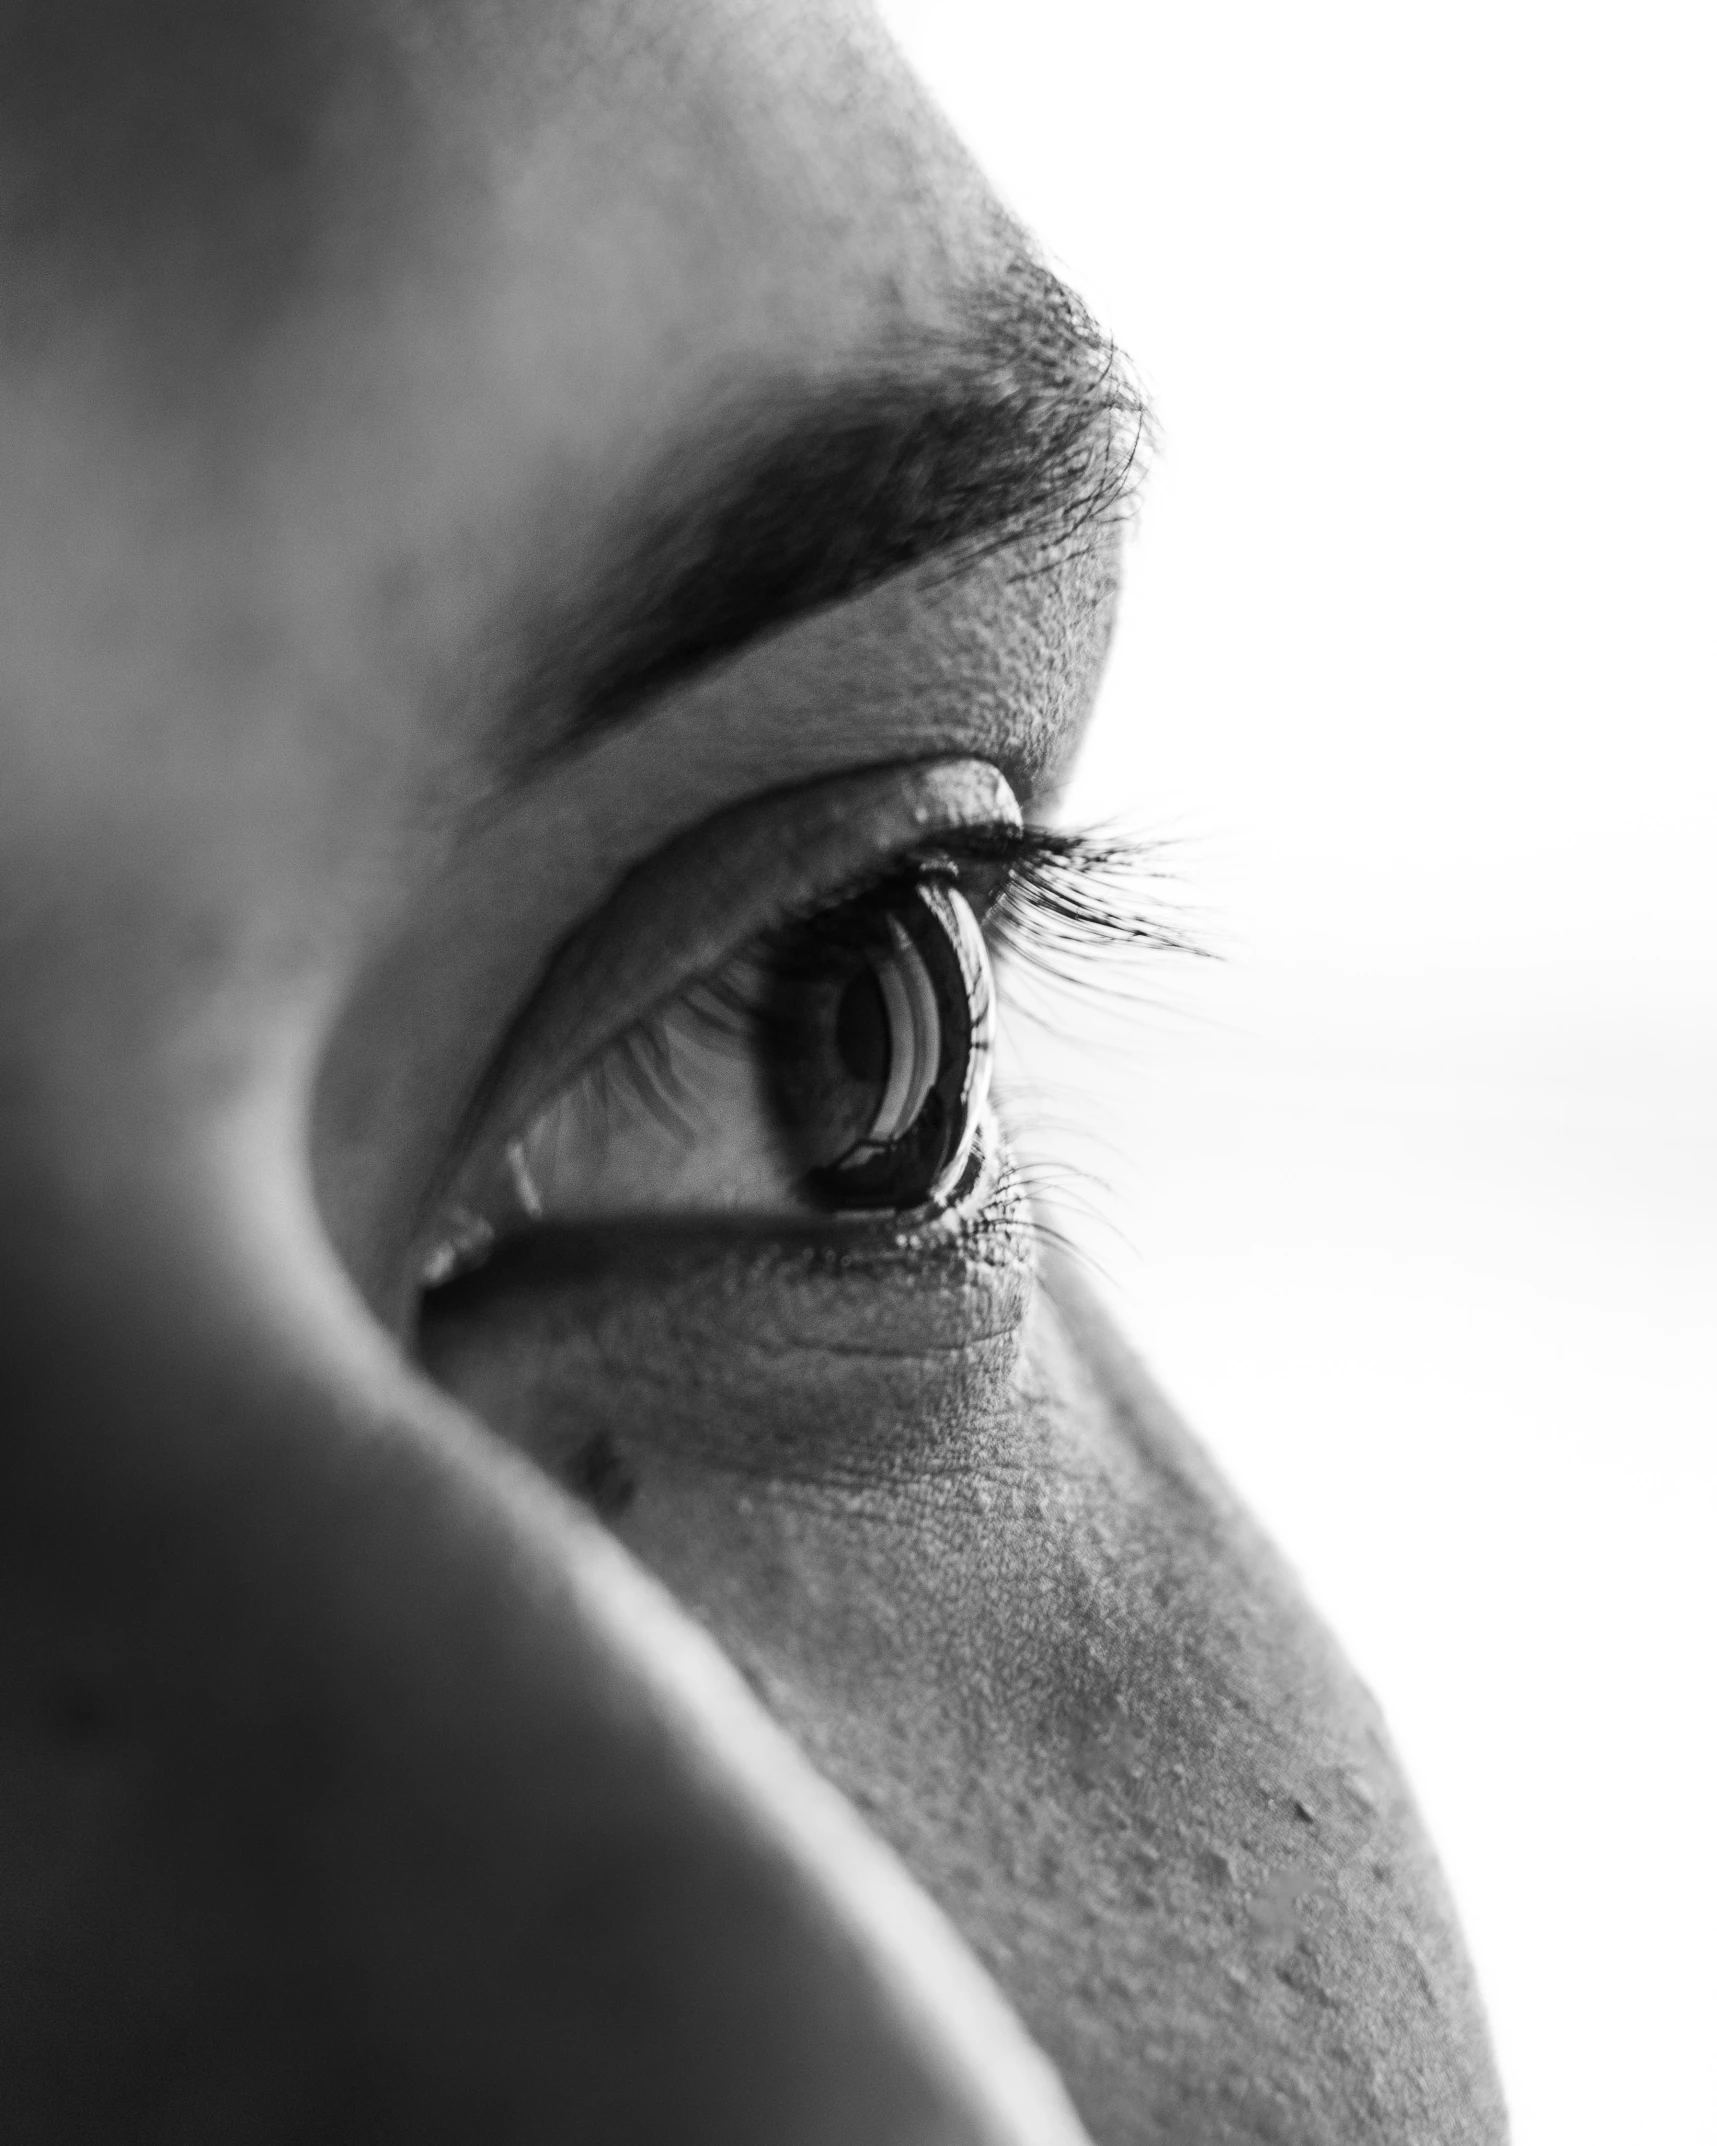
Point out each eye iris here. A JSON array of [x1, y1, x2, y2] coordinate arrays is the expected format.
[[765, 879, 993, 1212]]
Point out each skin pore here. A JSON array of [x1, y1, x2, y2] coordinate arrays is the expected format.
[[0, 1, 1506, 2140]]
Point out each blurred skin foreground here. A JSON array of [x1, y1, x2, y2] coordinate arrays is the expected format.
[[0, 1, 1506, 2140]]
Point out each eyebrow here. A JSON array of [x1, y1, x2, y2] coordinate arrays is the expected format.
[[500, 253, 1149, 775]]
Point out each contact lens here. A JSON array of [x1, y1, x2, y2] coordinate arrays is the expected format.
[[763, 877, 993, 1211]]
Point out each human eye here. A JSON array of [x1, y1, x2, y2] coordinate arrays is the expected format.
[[413, 756, 1183, 1294], [426, 862, 996, 1279], [416, 761, 1012, 1285]]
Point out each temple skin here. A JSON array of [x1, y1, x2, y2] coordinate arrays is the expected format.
[[0, 0, 1506, 2139]]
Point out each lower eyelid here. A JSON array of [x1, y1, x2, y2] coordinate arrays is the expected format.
[[417, 1120, 1037, 1413]]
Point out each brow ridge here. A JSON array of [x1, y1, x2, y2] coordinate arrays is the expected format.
[[500, 253, 1149, 777]]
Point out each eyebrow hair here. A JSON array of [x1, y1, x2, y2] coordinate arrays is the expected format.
[[501, 253, 1149, 775]]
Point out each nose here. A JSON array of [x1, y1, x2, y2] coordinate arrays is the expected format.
[[0, 1125, 1088, 2146]]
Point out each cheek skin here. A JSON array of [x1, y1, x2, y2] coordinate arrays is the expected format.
[[422, 1215, 1506, 2146]]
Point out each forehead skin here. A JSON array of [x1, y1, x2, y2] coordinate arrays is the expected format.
[[0, 0, 982, 362], [0, 3, 1504, 2142]]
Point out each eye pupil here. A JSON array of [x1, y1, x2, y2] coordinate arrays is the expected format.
[[765, 879, 993, 1214], [835, 964, 890, 1083]]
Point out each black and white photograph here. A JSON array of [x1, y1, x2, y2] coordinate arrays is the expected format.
[[1, 1, 1710, 2140]]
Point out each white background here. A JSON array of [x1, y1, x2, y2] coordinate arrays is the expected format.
[[876, 4, 1716, 2141]]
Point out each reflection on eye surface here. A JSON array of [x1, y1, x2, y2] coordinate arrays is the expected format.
[[423, 868, 996, 1280]]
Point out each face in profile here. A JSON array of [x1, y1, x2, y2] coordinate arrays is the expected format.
[[0, 2, 1506, 2139]]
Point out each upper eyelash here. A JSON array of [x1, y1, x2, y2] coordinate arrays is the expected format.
[[933, 822, 1204, 970], [581, 820, 1202, 1133]]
